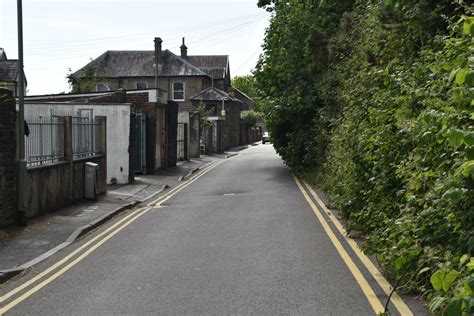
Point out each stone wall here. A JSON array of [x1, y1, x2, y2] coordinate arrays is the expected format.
[[105, 76, 208, 113], [0, 89, 17, 227], [225, 101, 241, 150], [27, 156, 106, 218], [189, 112, 200, 158]]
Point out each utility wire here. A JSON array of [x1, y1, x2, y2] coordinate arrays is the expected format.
[[234, 48, 262, 74], [16, 13, 268, 54], [25, 15, 267, 60]]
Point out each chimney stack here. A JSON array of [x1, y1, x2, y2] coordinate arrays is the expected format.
[[154, 37, 162, 89], [154, 37, 162, 66], [180, 37, 188, 59]]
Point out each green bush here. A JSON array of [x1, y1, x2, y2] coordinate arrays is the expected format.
[[255, 0, 473, 312]]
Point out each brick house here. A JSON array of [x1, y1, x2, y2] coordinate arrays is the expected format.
[[72, 37, 247, 156]]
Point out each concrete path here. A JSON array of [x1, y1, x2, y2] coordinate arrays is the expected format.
[[0, 145, 426, 315]]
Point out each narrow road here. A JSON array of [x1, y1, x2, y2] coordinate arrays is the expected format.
[[0, 145, 418, 315]]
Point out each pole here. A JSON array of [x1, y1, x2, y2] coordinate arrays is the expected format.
[[17, 0, 27, 225]]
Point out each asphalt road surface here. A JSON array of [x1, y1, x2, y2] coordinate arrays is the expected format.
[[0, 145, 423, 315]]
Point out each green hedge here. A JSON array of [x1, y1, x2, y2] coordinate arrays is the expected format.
[[255, 1, 473, 314]]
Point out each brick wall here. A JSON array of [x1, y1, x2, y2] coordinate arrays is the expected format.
[[0, 89, 17, 227], [126, 92, 157, 114]]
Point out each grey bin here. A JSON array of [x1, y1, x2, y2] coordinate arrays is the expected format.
[[85, 162, 99, 199]]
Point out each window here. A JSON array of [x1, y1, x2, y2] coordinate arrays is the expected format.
[[172, 82, 185, 101], [96, 83, 109, 92], [136, 82, 147, 90]]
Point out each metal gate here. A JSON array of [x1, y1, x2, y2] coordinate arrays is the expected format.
[[177, 122, 188, 161], [165, 102, 178, 168], [145, 116, 156, 174]]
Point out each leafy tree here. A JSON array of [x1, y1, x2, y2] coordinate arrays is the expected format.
[[232, 75, 256, 97], [241, 110, 262, 127], [197, 101, 212, 129], [67, 59, 107, 93], [232, 75, 270, 113]]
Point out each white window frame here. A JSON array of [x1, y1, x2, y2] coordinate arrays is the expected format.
[[136, 82, 147, 90], [172, 82, 185, 101]]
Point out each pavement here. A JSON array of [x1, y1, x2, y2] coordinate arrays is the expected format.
[[0, 147, 249, 284], [0, 144, 427, 315]]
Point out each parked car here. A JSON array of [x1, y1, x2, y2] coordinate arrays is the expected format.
[[262, 132, 271, 144]]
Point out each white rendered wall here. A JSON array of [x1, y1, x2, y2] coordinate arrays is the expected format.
[[24, 103, 131, 184]]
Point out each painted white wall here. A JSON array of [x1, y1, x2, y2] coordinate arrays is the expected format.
[[24, 102, 131, 184]]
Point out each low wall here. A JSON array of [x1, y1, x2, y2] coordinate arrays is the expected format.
[[240, 124, 262, 145], [27, 155, 106, 218]]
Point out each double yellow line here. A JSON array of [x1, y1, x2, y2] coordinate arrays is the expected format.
[[293, 176, 413, 316], [0, 159, 228, 315]]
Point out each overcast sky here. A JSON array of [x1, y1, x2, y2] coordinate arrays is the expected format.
[[0, 0, 270, 95]]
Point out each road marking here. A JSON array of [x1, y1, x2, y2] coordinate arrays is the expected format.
[[303, 182, 413, 316], [0, 208, 143, 304], [0, 207, 151, 314], [0, 158, 228, 314], [0, 159, 219, 305], [293, 176, 385, 315]]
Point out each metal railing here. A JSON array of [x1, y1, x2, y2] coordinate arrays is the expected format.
[[72, 116, 101, 159], [25, 116, 64, 167]]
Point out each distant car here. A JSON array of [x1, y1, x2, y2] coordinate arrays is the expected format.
[[262, 132, 271, 144]]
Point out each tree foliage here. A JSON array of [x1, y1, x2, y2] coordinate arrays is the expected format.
[[232, 75, 270, 113], [67, 60, 107, 93], [255, 0, 473, 312], [241, 110, 262, 127]]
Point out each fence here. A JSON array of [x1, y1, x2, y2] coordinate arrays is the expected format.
[[25, 114, 102, 167], [72, 116, 101, 159], [25, 116, 64, 167]]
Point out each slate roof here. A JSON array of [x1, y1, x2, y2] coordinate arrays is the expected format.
[[187, 55, 229, 79], [229, 87, 252, 101], [73, 50, 229, 80], [0, 60, 20, 82], [73, 50, 211, 78], [189, 86, 241, 103]]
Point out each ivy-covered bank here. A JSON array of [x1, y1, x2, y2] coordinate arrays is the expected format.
[[254, 0, 473, 314]]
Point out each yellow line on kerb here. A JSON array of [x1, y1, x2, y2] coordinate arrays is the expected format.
[[303, 182, 413, 316], [293, 176, 384, 315], [0, 158, 228, 315]]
